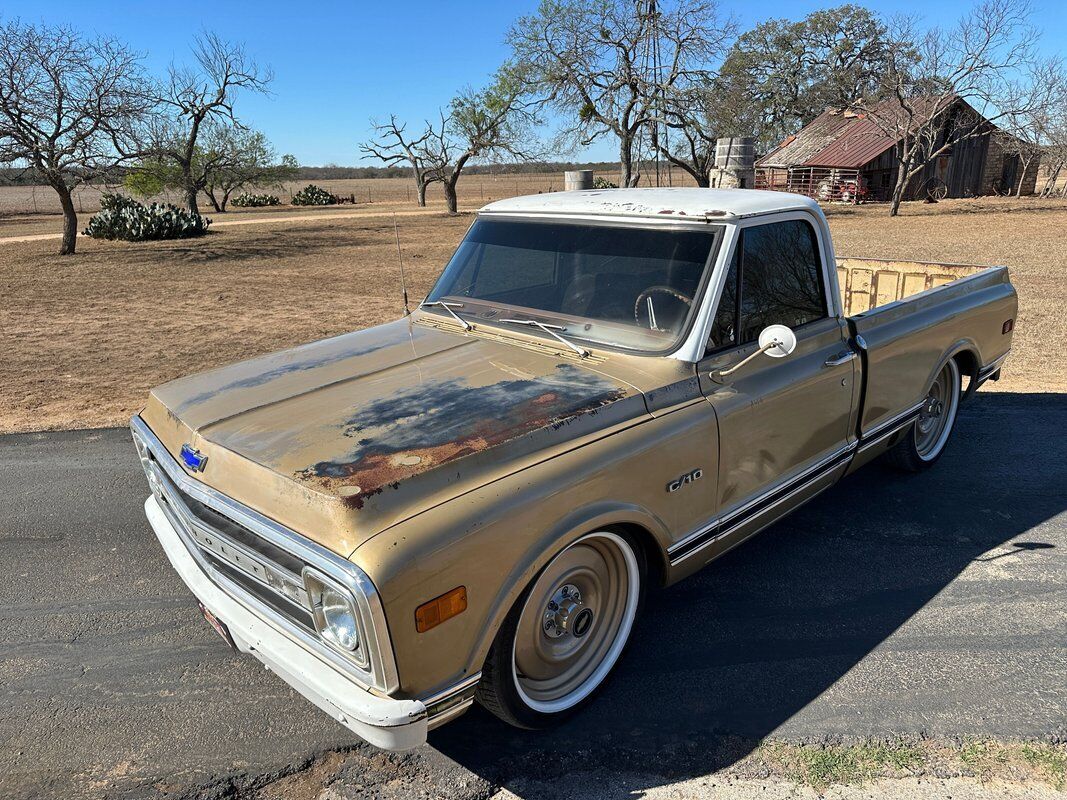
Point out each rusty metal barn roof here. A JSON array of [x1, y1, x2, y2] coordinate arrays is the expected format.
[[802, 117, 897, 168], [756, 109, 855, 169], [759, 96, 974, 171]]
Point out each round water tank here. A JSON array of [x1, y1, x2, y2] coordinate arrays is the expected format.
[[714, 137, 756, 170], [564, 170, 594, 191]]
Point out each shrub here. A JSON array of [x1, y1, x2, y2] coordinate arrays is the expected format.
[[291, 184, 336, 206], [231, 192, 281, 207], [593, 176, 618, 189], [84, 194, 210, 241]]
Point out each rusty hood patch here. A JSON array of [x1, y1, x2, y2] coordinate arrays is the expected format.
[[143, 318, 646, 554], [294, 361, 629, 507]]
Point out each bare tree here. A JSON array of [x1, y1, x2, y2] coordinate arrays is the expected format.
[[509, 0, 731, 187], [1038, 109, 1067, 197], [420, 67, 540, 213], [854, 0, 1060, 216], [155, 32, 272, 214], [360, 117, 440, 207], [655, 85, 721, 186], [0, 21, 151, 255], [996, 61, 1067, 196]]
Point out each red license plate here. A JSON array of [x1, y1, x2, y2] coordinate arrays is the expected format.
[[198, 602, 237, 650]]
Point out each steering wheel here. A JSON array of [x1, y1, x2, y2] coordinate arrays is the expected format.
[[634, 286, 693, 329]]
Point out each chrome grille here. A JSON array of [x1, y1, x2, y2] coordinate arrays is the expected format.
[[150, 461, 321, 635], [131, 415, 399, 693]]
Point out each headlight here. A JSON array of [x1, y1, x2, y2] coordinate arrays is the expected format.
[[304, 568, 364, 657], [320, 586, 359, 649]]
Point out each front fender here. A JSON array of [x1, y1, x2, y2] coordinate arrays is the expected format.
[[352, 399, 717, 699]]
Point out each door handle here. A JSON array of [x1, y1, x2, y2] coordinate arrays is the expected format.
[[824, 351, 856, 367]]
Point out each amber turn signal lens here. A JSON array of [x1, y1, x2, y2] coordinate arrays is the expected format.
[[415, 586, 467, 633]]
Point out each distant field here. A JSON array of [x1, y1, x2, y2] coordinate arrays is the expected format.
[[1, 195, 1063, 433], [0, 170, 703, 220]]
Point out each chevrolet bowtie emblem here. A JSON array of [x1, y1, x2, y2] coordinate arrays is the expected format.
[[180, 444, 208, 472]]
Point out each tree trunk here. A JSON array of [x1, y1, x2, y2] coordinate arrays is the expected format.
[[416, 179, 428, 207], [443, 179, 458, 214], [619, 138, 634, 188], [888, 143, 915, 217], [184, 177, 200, 215], [55, 183, 78, 256], [888, 171, 908, 217], [206, 189, 223, 213], [1015, 155, 1035, 197]]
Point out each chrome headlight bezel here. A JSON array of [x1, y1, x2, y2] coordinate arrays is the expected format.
[[303, 566, 370, 668]]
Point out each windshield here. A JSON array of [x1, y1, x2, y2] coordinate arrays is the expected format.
[[425, 218, 721, 353]]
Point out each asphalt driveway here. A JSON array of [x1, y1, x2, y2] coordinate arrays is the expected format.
[[0, 392, 1064, 799]]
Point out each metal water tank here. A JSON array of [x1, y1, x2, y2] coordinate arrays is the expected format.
[[564, 170, 594, 191], [714, 137, 756, 170], [712, 137, 756, 189]]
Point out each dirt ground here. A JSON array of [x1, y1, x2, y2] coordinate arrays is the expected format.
[[1, 195, 1064, 434]]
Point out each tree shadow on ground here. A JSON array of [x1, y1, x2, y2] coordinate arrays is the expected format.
[[429, 391, 1065, 796]]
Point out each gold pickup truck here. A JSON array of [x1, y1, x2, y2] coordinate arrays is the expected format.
[[132, 188, 1015, 749]]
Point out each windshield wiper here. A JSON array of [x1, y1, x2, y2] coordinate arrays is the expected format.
[[419, 300, 471, 331], [498, 317, 590, 358]]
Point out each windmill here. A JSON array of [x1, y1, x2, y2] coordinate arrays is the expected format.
[[635, 0, 672, 187]]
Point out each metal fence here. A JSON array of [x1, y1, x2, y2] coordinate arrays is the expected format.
[[756, 167, 874, 203]]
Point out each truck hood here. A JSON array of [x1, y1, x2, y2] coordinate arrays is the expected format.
[[141, 317, 649, 557]]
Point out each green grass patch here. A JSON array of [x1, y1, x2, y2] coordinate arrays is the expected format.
[[757, 739, 1065, 792], [760, 740, 925, 792], [1020, 743, 1067, 790]]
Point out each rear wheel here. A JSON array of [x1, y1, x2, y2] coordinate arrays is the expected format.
[[887, 358, 961, 471], [476, 531, 644, 729]]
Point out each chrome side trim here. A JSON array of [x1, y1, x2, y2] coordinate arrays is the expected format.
[[668, 442, 856, 564], [423, 673, 481, 730], [978, 351, 1010, 380], [859, 400, 925, 444], [131, 415, 400, 694], [856, 401, 925, 454]]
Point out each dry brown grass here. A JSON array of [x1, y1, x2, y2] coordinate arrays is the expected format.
[[1, 195, 1063, 434]]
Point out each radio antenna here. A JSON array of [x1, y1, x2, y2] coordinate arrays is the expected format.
[[392, 213, 411, 315]]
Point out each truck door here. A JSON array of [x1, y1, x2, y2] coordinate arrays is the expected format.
[[683, 216, 855, 565]]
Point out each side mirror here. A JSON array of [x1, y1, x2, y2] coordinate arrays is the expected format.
[[758, 324, 797, 358], [710, 324, 797, 382]]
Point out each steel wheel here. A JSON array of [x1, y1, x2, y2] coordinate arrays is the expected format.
[[914, 359, 960, 461], [510, 532, 640, 714]]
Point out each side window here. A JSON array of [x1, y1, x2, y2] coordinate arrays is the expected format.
[[738, 219, 826, 344], [707, 241, 739, 351]]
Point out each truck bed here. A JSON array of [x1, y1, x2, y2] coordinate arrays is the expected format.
[[837, 257, 985, 316], [837, 258, 1016, 440]]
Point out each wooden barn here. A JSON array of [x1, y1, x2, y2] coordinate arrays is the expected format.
[[755, 97, 1039, 203]]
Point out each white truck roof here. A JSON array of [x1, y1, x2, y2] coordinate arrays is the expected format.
[[479, 187, 820, 222]]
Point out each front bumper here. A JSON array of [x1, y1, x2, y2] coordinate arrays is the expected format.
[[144, 493, 429, 749]]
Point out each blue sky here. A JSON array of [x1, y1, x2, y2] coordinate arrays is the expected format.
[[7, 0, 1065, 164]]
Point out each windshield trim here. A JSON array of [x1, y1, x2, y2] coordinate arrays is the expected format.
[[423, 218, 725, 358]]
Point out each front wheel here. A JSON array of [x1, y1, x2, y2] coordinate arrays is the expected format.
[[476, 531, 644, 729], [887, 358, 961, 471]]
